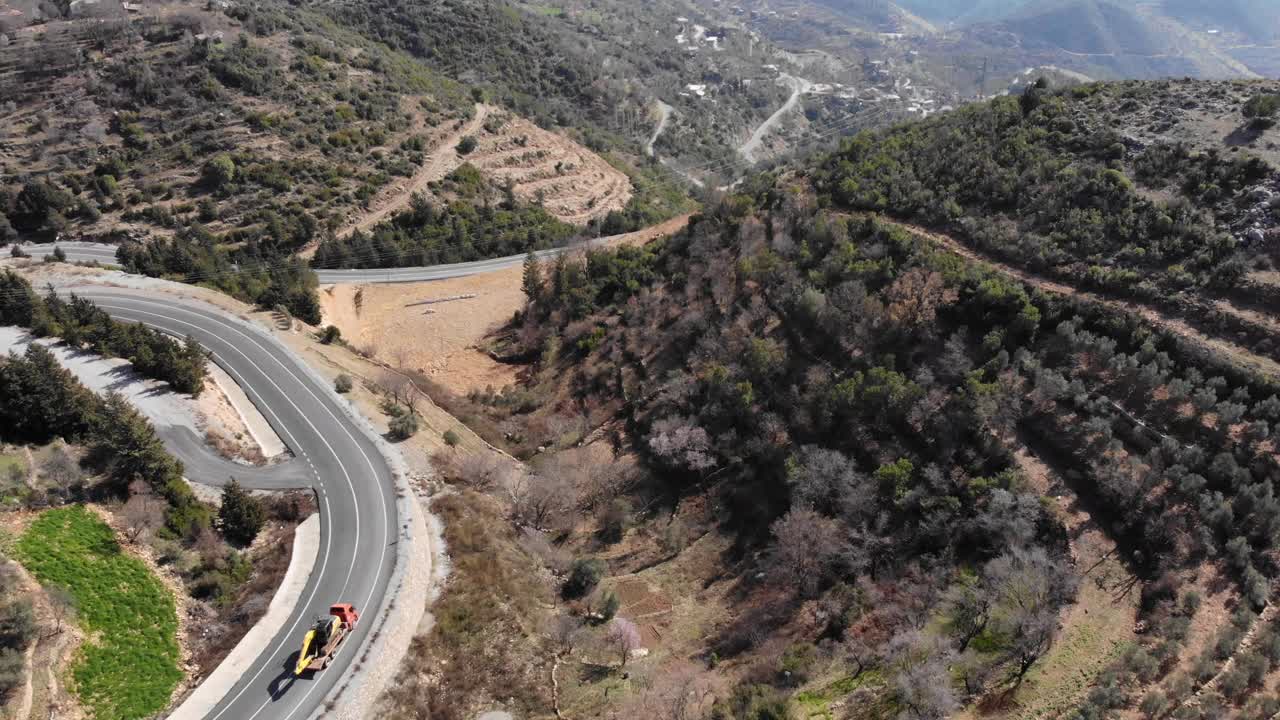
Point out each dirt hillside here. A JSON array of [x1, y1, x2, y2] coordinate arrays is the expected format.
[[316, 215, 691, 395]]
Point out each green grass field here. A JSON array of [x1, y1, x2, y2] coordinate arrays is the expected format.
[[793, 671, 887, 719], [16, 505, 183, 720]]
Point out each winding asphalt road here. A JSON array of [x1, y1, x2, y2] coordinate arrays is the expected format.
[[70, 288, 399, 720], [20, 233, 627, 285], [16, 242, 118, 265]]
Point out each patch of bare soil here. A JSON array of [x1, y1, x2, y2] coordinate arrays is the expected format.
[[316, 214, 692, 397], [1180, 106, 1280, 171], [1249, 270, 1280, 288], [273, 322, 508, 469], [318, 273, 523, 397]]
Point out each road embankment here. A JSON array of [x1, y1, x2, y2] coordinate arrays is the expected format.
[[167, 514, 320, 720]]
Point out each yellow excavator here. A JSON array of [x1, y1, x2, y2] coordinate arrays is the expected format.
[[295, 603, 359, 675]]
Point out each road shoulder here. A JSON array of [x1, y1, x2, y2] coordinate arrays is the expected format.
[[167, 513, 321, 720]]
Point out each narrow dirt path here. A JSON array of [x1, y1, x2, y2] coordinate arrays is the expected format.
[[740, 74, 812, 164], [11, 639, 35, 720], [338, 103, 492, 240], [1179, 601, 1276, 712], [879, 217, 1280, 382]]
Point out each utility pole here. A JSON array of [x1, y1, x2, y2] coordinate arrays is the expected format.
[[977, 56, 988, 100]]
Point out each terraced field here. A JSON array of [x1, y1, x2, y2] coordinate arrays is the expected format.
[[463, 112, 632, 226]]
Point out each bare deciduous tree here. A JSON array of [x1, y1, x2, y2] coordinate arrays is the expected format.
[[517, 527, 572, 574], [606, 617, 642, 667], [767, 506, 850, 597], [841, 633, 882, 678], [887, 630, 958, 720], [510, 472, 575, 530], [985, 546, 1078, 685], [941, 576, 992, 653], [458, 452, 512, 493], [193, 526, 225, 566], [380, 371, 419, 416], [122, 479, 162, 543], [787, 445, 871, 518], [955, 649, 995, 698], [579, 461, 634, 514], [622, 662, 716, 720], [47, 585, 75, 636], [549, 614, 583, 659], [647, 416, 716, 474], [42, 445, 80, 488]]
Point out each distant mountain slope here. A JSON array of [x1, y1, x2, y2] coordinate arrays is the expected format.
[[802, 0, 938, 33], [893, 0, 1034, 25], [901, 0, 1258, 79], [1159, 0, 1280, 43], [897, 0, 1280, 44], [999, 0, 1167, 56]]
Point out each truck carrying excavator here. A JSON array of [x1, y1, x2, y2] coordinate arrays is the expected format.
[[294, 603, 359, 675]]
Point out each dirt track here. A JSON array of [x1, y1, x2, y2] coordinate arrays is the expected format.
[[340, 104, 495, 240], [881, 217, 1280, 382]]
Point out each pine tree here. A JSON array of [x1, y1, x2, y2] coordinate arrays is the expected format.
[[0, 270, 38, 326], [175, 335, 208, 396], [522, 250, 544, 305], [219, 478, 265, 547], [0, 212, 16, 243]]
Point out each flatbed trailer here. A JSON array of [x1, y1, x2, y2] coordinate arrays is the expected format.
[[295, 603, 359, 675]]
